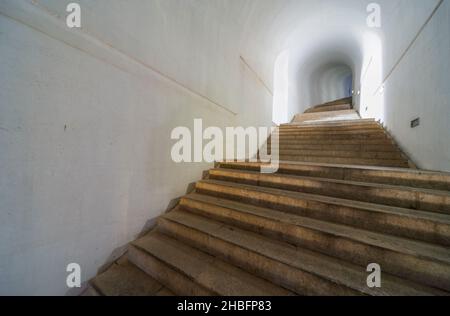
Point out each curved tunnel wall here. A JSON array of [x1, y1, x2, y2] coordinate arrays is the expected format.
[[247, 0, 449, 173], [1, 0, 448, 295]]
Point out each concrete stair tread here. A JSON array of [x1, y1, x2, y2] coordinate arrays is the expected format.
[[218, 161, 450, 190], [276, 150, 403, 160], [275, 134, 389, 139], [315, 97, 353, 107], [305, 104, 352, 114], [208, 168, 450, 212], [210, 168, 450, 197], [284, 118, 376, 127], [162, 209, 446, 296], [277, 156, 409, 168], [198, 179, 450, 225], [132, 232, 293, 296], [182, 193, 450, 265], [276, 139, 394, 144], [91, 260, 168, 296], [87, 106, 450, 295], [219, 160, 445, 176], [271, 146, 399, 152], [279, 126, 382, 132], [276, 130, 386, 135]]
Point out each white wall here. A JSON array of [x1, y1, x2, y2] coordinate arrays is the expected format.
[[1, 0, 449, 296], [380, 0, 450, 171], [0, 0, 272, 295], [240, 0, 449, 171]]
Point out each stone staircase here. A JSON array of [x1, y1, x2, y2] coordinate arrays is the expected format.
[[304, 97, 353, 113], [84, 99, 450, 296]]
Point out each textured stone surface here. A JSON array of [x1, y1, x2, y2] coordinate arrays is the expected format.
[[87, 100, 450, 296]]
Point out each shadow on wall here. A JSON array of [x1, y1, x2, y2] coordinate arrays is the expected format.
[[309, 63, 353, 105]]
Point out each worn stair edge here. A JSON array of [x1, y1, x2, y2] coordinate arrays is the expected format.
[[276, 156, 409, 168], [305, 104, 352, 114], [271, 139, 396, 146], [275, 130, 386, 136], [128, 245, 215, 296], [208, 169, 450, 214], [160, 209, 447, 296], [131, 232, 293, 296], [268, 145, 400, 153], [91, 260, 168, 296], [275, 149, 403, 160], [182, 192, 450, 251], [272, 134, 389, 140], [195, 180, 450, 246], [279, 123, 380, 130], [285, 119, 376, 127], [180, 193, 450, 291], [217, 161, 450, 190]]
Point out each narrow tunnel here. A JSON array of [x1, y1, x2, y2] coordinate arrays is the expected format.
[[1, 0, 449, 295]]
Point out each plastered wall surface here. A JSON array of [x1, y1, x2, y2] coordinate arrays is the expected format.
[[381, 0, 450, 171], [0, 0, 272, 295], [1, 0, 449, 295]]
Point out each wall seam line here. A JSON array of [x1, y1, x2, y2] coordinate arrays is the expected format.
[[0, 0, 238, 116], [240, 56, 274, 96], [379, 0, 445, 87]]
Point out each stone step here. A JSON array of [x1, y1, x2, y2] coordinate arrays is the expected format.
[[305, 104, 352, 113], [292, 110, 361, 123], [208, 168, 450, 213], [195, 179, 450, 246], [273, 133, 389, 141], [275, 129, 385, 136], [270, 139, 395, 145], [283, 119, 377, 128], [275, 149, 403, 160], [128, 244, 215, 296], [279, 125, 382, 133], [284, 118, 376, 127], [269, 144, 399, 152], [276, 155, 409, 168], [129, 232, 293, 296], [318, 97, 353, 107], [216, 161, 450, 191], [91, 260, 174, 296], [180, 193, 450, 290], [160, 209, 447, 295]]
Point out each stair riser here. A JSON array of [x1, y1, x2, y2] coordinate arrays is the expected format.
[[270, 140, 395, 146], [158, 218, 361, 296], [208, 170, 450, 213], [281, 123, 378, 128], [315, 98, 353, 106], [271, 135, 388, 141], [128, 246, 214, 296], [276, 156, 409, 168], [274, 150, 403, 160], [305, 106, 352, 114], [179, 198, 450, 291], [268, 145, 398, 152], [276, 129, 383, 135], [278, 128, 381, 134], [283, 120, 375, 128], [195, 182, 450, 246], [217, 162, 450, 191]]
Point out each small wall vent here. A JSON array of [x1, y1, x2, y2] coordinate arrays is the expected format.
[[411, 118, 420, 128]]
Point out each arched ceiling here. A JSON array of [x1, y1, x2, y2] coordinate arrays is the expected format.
[[234, 0, 440, 118], [239, 0, 378, 88]]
